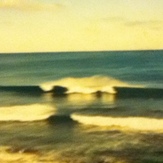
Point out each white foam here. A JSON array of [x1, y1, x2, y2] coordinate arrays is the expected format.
[[71, 114, 163, 132], [40, 76, 134, 94], [0, 104, 55, 121]]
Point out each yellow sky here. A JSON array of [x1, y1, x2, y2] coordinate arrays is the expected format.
[[0, 0, 163, 53]]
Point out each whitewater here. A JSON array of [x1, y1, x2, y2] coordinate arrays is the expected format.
[[40, 75, 136, 94]]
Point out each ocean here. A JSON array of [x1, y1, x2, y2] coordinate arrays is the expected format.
[[0, 50, 162, 163]]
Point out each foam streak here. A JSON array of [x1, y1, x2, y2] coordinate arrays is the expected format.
[[71, 114, 163, 132], [0, 104, 55, 121]]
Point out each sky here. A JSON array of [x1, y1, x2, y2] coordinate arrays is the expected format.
[[0, 0, 163, 53]]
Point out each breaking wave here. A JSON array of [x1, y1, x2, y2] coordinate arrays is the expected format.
[[71, 114, 163, 132], [0, 104, 55, 122], [40, 76, 138, 94], [0, 75, 162, 98]]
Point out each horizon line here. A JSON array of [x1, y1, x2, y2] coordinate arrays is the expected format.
[[0, 49, 163, 54]]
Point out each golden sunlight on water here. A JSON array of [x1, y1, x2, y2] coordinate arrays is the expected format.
[[71, 114, 163, 132], [0, 104, 56, 121], [67, 93, 116, 106], [40, 76, 130, 94], [0, 146, 131, 163], [0, 146, 62, 163]]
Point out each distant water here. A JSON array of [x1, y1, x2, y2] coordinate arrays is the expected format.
[[0, 50, 163, 163]]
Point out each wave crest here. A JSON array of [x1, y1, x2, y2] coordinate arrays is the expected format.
[[40, 76, 132, 94], [71, 114, 163, 132]]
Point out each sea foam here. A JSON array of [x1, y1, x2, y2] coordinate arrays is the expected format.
[[71, 114, 163, 132], [40, 76, 134, 94], [0, 104, 55, 121]]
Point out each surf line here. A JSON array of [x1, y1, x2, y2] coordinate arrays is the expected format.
[[71, 114, 163, 132]]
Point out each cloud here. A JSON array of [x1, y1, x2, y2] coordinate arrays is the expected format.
[[98, 17, 163, 28], [90, 16, 125, 24], [125, 20, 163, 31], [0, 0, 65, 12], [125, 20, 163, 26], [100, 16, 125, 22]]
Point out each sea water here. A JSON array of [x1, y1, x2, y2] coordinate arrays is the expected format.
[[0, 50, 163, 163]]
